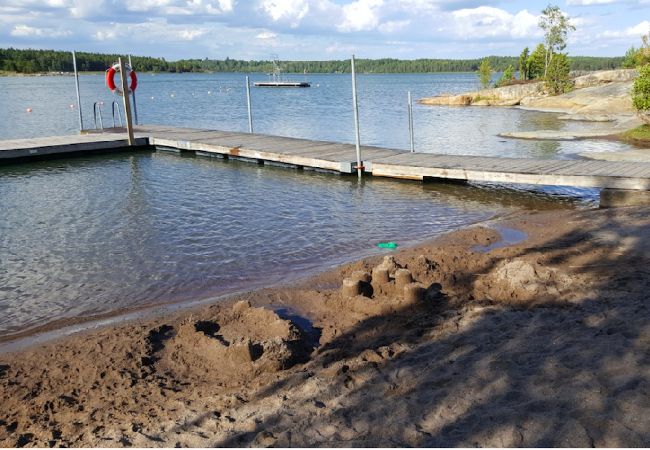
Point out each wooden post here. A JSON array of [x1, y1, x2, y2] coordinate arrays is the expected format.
[[118, 57, 135, 146], [351, 54, 362, 179]]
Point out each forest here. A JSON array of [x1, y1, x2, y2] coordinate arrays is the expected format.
[[0, 48, 626, 74]]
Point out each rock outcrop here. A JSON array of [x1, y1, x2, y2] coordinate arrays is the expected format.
[[519, 80, 635, 116], [418, 69, 639, 116], [572, 69, 638, 89], [419, 82, 543, 107]]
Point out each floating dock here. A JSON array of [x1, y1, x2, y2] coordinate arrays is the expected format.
[[253, 81, 311, 87], [3, 124, 650, 206]]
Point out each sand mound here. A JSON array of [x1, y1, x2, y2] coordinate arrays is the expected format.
[[474, 257, 575, 305], [153, 302, 311, 384]]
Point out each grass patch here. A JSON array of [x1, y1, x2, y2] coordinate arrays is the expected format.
[[472, 95, 498, 104], [619, 125, 650, 146]]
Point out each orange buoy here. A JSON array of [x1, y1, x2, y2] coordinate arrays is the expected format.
[[105, 62, 138, 95]]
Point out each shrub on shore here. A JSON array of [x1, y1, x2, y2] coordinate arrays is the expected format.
[[495, 64, 515, 87], [545, 53, 573, 95], [632, 64, 650, 124], [478, 58, 492, 89]]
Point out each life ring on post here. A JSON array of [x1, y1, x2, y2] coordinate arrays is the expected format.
[[106, 63, 137, 95]]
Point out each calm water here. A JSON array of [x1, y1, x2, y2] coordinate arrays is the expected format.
[[0, 73, 620, 337], [0, 72, 635, 158]]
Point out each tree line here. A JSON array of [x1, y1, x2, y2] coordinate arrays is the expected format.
[[0, 47, 625, 75]]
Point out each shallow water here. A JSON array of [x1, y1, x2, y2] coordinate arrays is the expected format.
[[0, 150, 586, 337]]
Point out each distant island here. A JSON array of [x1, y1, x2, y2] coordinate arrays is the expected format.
[[0, 47, 625, 75]]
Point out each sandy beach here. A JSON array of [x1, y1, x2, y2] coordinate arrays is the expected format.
[[1, 205, 650, 447]]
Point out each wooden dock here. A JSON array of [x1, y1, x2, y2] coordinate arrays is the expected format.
[[0, 133, 148, 160], [3, 125, 650, 205]]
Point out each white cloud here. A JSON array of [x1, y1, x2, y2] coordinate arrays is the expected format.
[[178, 28, 207, 40], [451, 6, 540, 40], [92, 29, 117, 40], [256, 31, 277, 39], [325, 42, 356, 54], [69, 0, 108, 19], [628, 20, 650, 36], [378, 19, 410, 33], [566, 0, 620, 5], [260, 0, 310, 26], [600, 20, 650, 38], [338, 0, 383, 32], [11, 23, 71, 37], [91, 20, 208, 42]]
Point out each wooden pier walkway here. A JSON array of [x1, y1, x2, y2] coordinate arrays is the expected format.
[[3, 125, 650, 204]]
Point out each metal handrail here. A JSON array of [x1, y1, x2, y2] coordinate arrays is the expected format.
[[111, 101, 123, 127], [93, 102, 104, 130]]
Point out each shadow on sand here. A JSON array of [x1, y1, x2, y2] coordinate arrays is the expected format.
[[210, 207, 650, 447]]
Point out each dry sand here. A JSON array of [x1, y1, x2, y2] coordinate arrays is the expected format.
[[2, 206, 650, 447]]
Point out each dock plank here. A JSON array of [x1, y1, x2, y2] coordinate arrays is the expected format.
[[5, 125, 650, 192]]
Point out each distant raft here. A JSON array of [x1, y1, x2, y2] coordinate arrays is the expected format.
[[253, 81, 311, 88]]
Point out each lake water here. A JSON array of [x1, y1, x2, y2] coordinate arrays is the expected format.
[[0, 72, 624, 339], [1, 72, 634, 158]]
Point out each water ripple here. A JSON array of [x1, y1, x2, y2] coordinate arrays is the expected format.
[[0, 152, 582, 336]]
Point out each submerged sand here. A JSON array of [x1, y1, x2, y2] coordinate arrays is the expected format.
[[1, 206, 650, 447]]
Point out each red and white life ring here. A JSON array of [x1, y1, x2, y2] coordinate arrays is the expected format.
[[106, 63, 138, 95]]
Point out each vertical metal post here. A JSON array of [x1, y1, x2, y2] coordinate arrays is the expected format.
[[128, 54, 138, 125], [408, 91, 414, 153], [72, 51, 83, 132], [119, 57, 135, 146], [245, 76, 253, 133], [351, 54, 362, 179]]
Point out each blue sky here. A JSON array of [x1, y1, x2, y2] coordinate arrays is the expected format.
[[0, 0, 648, 60]]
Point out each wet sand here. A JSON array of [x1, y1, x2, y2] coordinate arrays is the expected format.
[[1, 206, 650, 447]]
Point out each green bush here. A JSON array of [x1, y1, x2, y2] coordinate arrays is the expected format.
[[527, 43, 546, 79], [545, 53, 573, 95], [496, 64, 515, 87], [632, 64, 650, 112], [477, 58, 492, 89]]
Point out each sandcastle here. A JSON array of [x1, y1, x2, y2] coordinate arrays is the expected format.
[[341, 255, 429, 307]]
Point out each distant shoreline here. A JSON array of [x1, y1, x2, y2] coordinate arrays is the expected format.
[[1, 47, 626, 76]]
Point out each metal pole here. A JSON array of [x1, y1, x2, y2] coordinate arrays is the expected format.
[[246, 76, 253, 133], [408, 90, 414, 153], [72, 51, 83, 132], [128, 54, 138, 125], [119, 57, 135, 146], [351, 54, 362, 179]]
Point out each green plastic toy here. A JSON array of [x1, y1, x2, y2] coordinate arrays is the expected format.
[[377, 242, 398, 249]]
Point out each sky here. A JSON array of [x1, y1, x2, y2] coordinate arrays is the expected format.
[[1, 0, 649, 60]]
